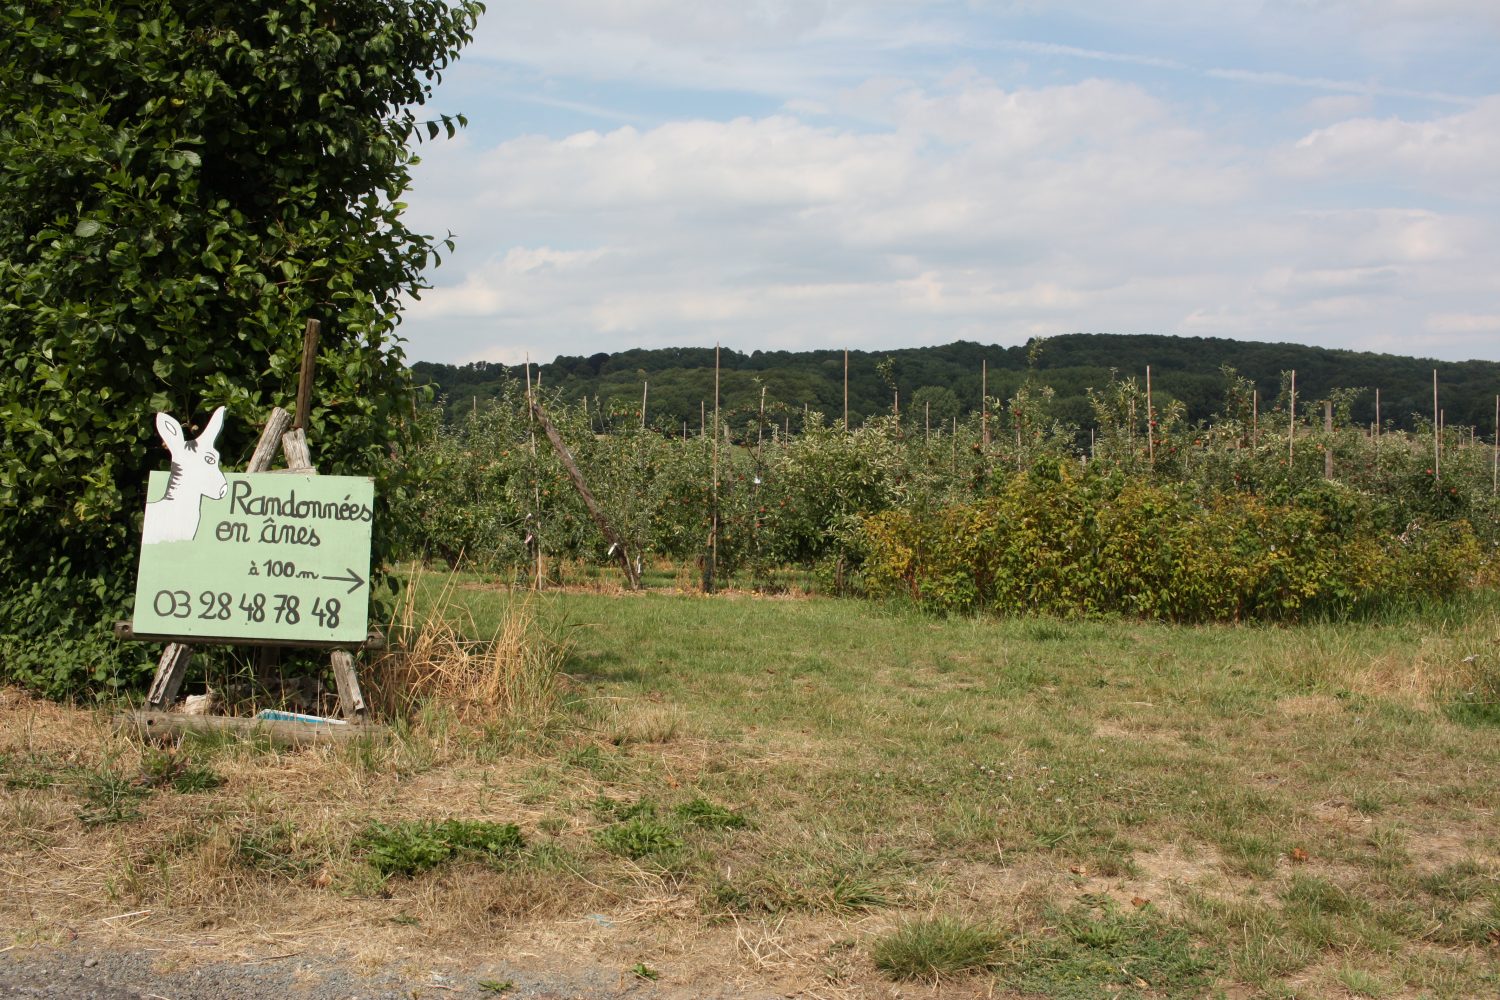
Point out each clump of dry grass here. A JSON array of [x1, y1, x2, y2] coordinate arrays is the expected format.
[[364, 568, 568, 727]]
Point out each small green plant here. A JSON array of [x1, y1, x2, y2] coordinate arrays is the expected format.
[[358, 819, 525, 877], [871, 916, 1004, 981], [589, 795, 657, 821], [76, 772, 150, 826], [235, 820, 319, 878], [595, 817, 682, 860], [629, 962, 659, 981], [139, 748, 225, 794], [1001, 902, 1220, 999], [673, 797, 748, 830], [477, 980, 514, 994]]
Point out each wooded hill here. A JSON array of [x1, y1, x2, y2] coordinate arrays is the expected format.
[[412, 333, 1500, 436]]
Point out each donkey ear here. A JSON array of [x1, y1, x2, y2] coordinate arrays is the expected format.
[[199, 406, 226, 448], [156, 412, 184, 452]]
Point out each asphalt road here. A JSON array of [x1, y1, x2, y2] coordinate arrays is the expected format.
[[0, 944, 639, 1000]]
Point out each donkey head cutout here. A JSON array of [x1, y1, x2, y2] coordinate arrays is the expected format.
[[143, 406, 228, 544]]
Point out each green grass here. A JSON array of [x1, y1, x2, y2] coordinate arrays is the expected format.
[[420, 578, 1500, 996], [871, 916, 1005, 981], [357, 819, 525, 878], [1001, 901, 1220, 998]]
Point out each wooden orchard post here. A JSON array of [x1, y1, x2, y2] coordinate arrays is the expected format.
[[1288, 370, 1296, 471], [981, 359, 989, 450], [1433, 370, 1441, 484], [1324, 400, 1333, 479], [528, 397, 641, 590], [705, 344, 721, 594], [1146, 365, 1154, 467], [294, 319, 320, 430]]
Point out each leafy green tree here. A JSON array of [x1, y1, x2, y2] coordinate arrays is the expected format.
[[0, 1, 484, 694], [909, 385, 961, 425]]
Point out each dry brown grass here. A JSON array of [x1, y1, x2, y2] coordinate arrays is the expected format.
[[363, 566, 567, 725]]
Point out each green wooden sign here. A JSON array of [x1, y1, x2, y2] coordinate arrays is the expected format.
[[133, 470, 373, 644]]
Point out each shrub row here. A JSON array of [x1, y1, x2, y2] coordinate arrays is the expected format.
[[861, 462, 1488, 622]]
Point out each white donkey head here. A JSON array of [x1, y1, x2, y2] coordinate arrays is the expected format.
[[143, 407, 228, 544]]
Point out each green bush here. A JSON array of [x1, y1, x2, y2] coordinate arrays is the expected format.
[[0, 1, 483, 695], [862, 463, 1482, 622]]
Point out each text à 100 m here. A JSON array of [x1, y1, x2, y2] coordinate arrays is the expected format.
[[152, 589, 343, 629]]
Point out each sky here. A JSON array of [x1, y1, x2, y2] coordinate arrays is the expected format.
[[398, 0, 1500, 366]]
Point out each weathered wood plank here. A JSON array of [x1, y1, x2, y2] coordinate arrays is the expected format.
[[330, 649, 367, 720], [116, 710, 382, 748], [145, 644, 193, 710], [294, 319, 321, 431], [280, 428, 314, 472], [247, 406, 293, 473]]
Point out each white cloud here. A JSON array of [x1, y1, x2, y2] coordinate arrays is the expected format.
[[1283, 97, 1500, 196], [402, 6, 1500, 364]]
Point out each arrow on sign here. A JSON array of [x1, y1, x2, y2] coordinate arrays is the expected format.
[[322, 568, 366, 594]]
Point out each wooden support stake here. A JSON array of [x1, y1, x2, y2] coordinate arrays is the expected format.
[[248, 407, 293, 473], [1146, 365, 1154, 467], [981, 359, 989, 449], [526, 361, 542, 590], [1288, 370, 1296, 471], [843, 349, 849, 432], [145, 643, 193, 710], [1324, 400, 1334, 478], [1433, 369, 1441, 484], [528, 397, 642, 589], [707, 344, 720, 594], [294, 319, 320, 431], [330, 649, 367, 720], [757, 385, 767, 454], [281, 428, 314, 473]]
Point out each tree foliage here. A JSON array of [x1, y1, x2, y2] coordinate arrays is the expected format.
[[0, 1, 484, 695], [414, 333, 1500, 438]]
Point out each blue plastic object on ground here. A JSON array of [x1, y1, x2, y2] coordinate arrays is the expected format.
[[254, 709, 347, 725]]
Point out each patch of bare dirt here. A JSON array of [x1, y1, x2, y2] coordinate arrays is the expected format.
[[1275, 694, 1342, 718]]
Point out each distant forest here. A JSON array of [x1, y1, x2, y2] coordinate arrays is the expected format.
[[412, 333, 1500, 437]]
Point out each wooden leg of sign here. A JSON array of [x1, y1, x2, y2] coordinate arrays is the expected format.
[[255, 647, 282, 694], [146, 643, 193, 709], [247, 407, 293, 473], [330, 649, 366, 720], [281, 428, 315, 473]]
